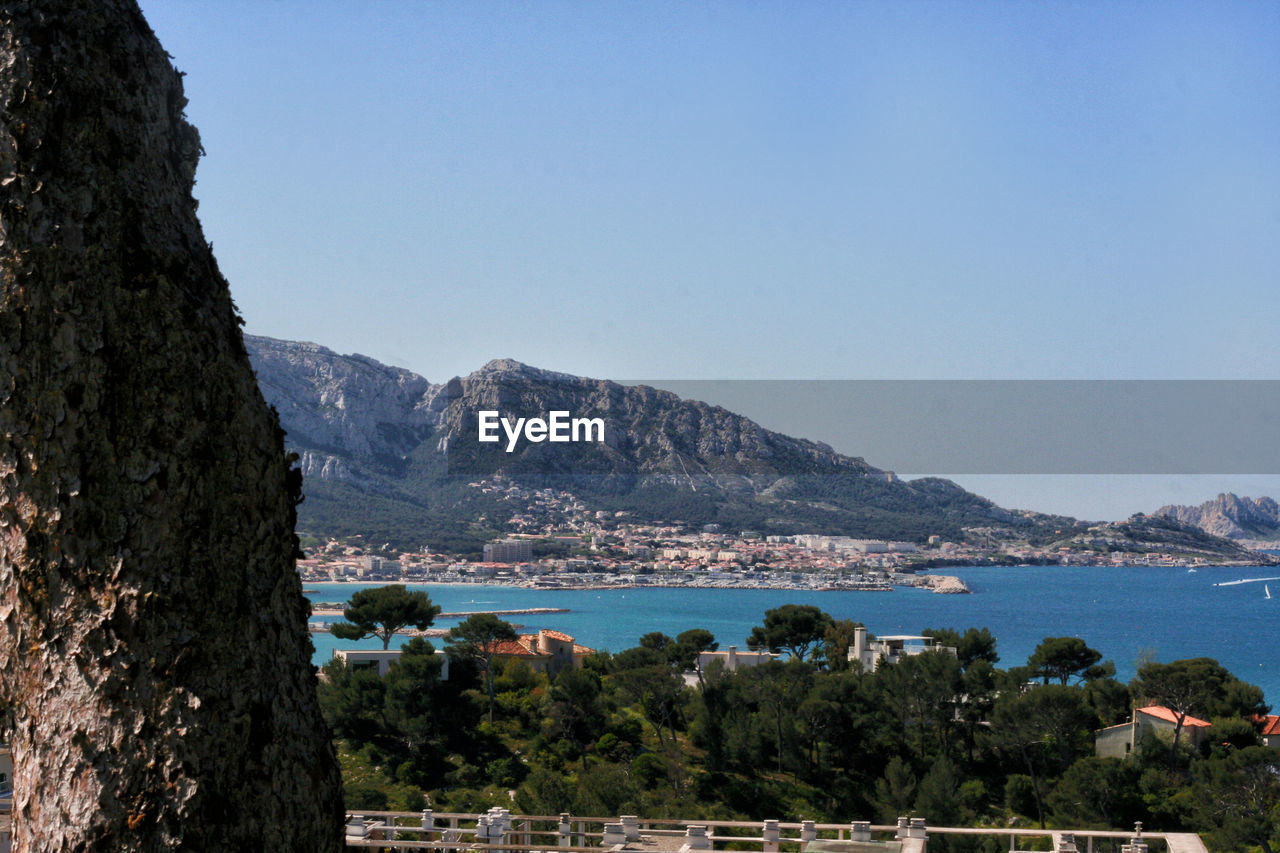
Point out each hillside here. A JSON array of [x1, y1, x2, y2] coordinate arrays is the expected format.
[[244, 335, 1266, 563]]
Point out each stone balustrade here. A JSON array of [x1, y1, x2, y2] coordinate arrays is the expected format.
[[338, 811, 1206, 853]]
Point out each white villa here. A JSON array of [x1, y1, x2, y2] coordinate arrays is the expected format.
[[697, 645, 782, 674], [332, 647, 451, 679], [848, 626, 956, 672]]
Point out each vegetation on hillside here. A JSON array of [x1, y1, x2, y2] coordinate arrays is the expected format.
[[318, 595, 1279, 851]]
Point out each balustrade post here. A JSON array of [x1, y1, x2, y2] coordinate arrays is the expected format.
[[850, 822, 871, 843], [346, 816, 368, 839], [1123, 821, 1148, 853], [763, 819, 780, 853], [801, 820, 816, 844], [603, 822, 627, 847]]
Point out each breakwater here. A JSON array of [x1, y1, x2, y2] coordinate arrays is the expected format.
[[310, 605, 569, 618]]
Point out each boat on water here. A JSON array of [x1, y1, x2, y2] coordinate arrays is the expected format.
[[1187, 568, 1197, 573], [1267, 584, 1272, 600]]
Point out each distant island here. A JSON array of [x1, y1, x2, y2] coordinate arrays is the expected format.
[[245, 335, 1277, 577]]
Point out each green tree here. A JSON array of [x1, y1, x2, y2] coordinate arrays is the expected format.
[[1205, 718, 1263, 755], [875, 649, 964, 765], [923, 626, 999, 670], [1083, 676, 1132, 727], [640, 631, 676, 652], [1132, 658, 1261, 768], [916, 759, 962, 823], [1047, 757, 1141, 829], [874, 756, 918, 823], [611, 663, 688, 749], [383, 638, 448, 759], [574, 763, 638, 816], [821, 619, 864, 672], [1193, 746, 1280, 853], [915, 758, 964, 848], [672, 629, 718, 671], [446, 613, 518, 723], [957, 658, 998, 763], [514, 767, 575, 815], [795, 690, 842, 779], [547, 668, 607, 768], [747, 604, 835, 661], [750, 659, 815, 776], [1027, 637, 1103, 685], [330, 584, 441, 649], [317, 658, 387, 746], [991, 685, 1095, 828]]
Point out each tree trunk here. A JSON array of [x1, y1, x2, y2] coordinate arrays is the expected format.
[[1020, 746, 1046, 830], [486, 662, 497, 724], [0, 2, 344, 850], [1169, 716, 1185, 769]]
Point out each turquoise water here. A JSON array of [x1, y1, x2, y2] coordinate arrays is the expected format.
[[306, 564, 1280, 704]]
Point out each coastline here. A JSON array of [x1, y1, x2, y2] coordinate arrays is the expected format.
[[303, 574, 972, 595]]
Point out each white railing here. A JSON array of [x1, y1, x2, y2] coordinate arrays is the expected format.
[[341, 810, 1205, 853]]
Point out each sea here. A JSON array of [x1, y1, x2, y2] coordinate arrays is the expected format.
[[305, 563, 1280, 704]]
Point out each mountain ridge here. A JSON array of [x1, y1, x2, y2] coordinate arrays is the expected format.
[[1153, 493, 1280, 541], [243, 335, 1268, 565]]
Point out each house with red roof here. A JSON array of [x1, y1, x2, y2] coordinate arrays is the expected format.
[[1257, 714, 1280, 749], [492, 628, 595, 677], [1095, 705, 1212, 759]]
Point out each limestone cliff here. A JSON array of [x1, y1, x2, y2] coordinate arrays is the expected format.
[[0, 3, 343, 850], [1154, 493, 1280, 541]]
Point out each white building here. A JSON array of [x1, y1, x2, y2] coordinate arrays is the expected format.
[[483, 539, 533, 563], [697, 645, 782, 674], [332, 648, 450, 679], [1094, 706, 1212, 759], [847, 626, 956, 672]]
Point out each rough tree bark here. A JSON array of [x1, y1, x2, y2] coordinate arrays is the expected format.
[[0, 2, 344, 850]]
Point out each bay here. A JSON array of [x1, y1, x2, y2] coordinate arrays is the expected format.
[[306, 563, 1280, 704]]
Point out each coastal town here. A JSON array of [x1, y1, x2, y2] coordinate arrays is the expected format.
[[296, 477, 1264, 594]]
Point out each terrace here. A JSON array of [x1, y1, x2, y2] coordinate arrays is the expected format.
[[338, 809, 1208, 853]]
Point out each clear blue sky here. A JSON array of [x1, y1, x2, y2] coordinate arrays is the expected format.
[[137, 1, 1280, 519]]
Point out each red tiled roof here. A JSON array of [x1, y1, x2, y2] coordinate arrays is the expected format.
[[1137, 705, 1211, 728], [492, 638, 538, 656], [489, 631, 593, 659], [1259, 715, 1280, 736]]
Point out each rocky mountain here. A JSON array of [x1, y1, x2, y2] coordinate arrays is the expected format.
[[1153, 493, 1280, 541], [244, 335, 1054, 547], [243, 335, 1269, 565], [247, 335, 440, 487]]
